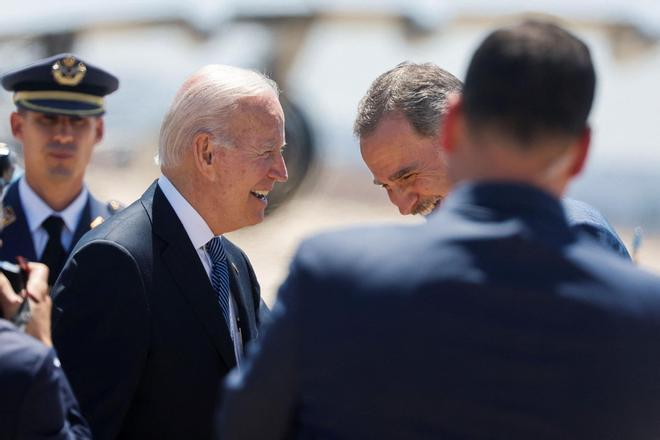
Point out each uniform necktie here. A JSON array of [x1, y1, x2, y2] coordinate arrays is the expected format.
[[206, 237, 231, 327], [41, 215, 66, 285]]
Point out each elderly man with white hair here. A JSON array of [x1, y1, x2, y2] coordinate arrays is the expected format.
[[51, 65, 287, 440]]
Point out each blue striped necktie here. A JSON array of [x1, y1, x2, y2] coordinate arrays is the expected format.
[[206, 237, 231, 327]]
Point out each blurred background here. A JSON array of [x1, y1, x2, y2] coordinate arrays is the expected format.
[[1, 0, 659, 303]]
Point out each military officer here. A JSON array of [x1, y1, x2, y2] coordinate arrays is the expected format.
[[0, 54, 121, 284]]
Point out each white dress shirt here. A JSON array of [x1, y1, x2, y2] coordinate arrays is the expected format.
[[19, 177, 89, 258], [157, 175, 243, 368]]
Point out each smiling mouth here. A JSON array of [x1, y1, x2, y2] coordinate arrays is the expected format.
[[414, 197, 443, 216], [250, 190, 270, 201]]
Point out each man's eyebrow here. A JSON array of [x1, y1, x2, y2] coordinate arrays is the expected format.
[[257, 141, 286, 151]]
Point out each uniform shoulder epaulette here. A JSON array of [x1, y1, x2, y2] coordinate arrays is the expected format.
[[1, 205, 16, 229], [107, 199, 124, 214], [89, 200, 124, 229]]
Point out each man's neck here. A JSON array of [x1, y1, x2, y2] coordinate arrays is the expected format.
[[25, 174, 84, 211], [451, 139, 574, 199], [162, 167, 232, 236]]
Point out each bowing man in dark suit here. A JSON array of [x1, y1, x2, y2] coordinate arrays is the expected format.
[[356, 62, 631, 259], [218, 21, 660, 439], [0, 263, 91, 439], [52, 65, 287, 439], [0, 54, 121, 285]]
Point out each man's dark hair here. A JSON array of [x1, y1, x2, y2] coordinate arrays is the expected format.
[[463, 20, 595, 146], [354, 62, 463, 138]]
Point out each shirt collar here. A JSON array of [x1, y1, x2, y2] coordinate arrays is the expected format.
[[19, 177, 89, 233], [157, 174, 217, 250]]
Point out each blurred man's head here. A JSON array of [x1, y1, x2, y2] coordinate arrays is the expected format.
[[442, 20, 595, 195], [159, 65, 288, 235], [11, 111, 103, 183], [355, 62, 462, 216], [1, 54, 118, 207]]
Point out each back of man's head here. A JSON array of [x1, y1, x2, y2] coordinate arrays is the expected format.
[[463, 20, 595, 146], [158, 65, 279, 170], [354, 62, 463, 139]]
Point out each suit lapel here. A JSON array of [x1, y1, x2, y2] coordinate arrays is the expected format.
[[224, 247, 257, 344], [0, 181, 37, 261], [148, 183, 237, 370]]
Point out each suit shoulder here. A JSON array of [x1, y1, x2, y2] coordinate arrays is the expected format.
[[87, 193, 125, 225], [1, 179, 20, 204], [0, 320, 51, 376], [74, 198, 151, 253], [0, 180, 23, 226]]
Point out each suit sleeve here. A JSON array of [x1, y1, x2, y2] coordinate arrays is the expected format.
[[16, 348, 92, 439], [216, 254, 306, 440], [52, 241, 150, 440]]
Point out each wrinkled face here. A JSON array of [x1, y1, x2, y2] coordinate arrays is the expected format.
[[11, 110, 102, 186], [360, 113, 451, 216], [210, 93, 288, 232]]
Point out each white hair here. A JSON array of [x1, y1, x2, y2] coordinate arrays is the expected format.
[[157, 65, 279, 168]]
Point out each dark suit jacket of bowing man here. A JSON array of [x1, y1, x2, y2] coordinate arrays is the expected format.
[[0, 319, 91, 439], [52, 180, 265, 440], [219, 182, 660, 440], [0, 179, 114, 264]]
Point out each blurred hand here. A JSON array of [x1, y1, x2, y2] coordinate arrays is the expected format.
[[0, 271, 22, 319], [24, 263, 52, 347], [0, 262, 51, 346]]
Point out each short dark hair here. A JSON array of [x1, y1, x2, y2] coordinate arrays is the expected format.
[[463, 20, 595, 146], [354, 62, 463, 138]]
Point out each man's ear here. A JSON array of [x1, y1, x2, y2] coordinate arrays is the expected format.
[[9, 112, 23, 140], [94, 117, 105, 144], [568, 126, 591, 178], [440, 93, 464, 155], [193, 132, 216, 179]]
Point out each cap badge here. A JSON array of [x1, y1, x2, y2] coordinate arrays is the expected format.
[[52, 56, 87, 86]]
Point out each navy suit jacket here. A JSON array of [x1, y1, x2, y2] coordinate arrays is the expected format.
[[52, 181, 265, 440], [0, 179, 113, 271], [0, 319, 91, 439], [219, 182, 660, 440], [563, 198, 630, 259]]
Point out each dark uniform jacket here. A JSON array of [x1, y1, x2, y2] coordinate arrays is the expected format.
[[219, 182, 660, 440], [0, 180, 115, 273], [0, 319, 91, 439], [52, 181, 265, 440]]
